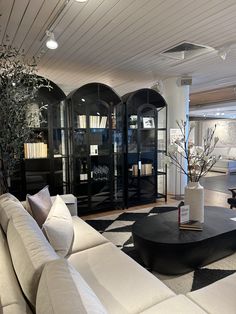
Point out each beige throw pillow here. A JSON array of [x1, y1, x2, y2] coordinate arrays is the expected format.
[[36, 259, 108, 314], [27, 186, 52, 227], [42, 195, 73, 257]]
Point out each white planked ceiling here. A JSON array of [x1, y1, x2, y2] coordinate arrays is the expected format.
[[1, 0, 236, 96]]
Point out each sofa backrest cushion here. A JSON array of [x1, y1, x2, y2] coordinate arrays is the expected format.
[[213, 147, 230, 158], [7, 212, 59, 307], [228, 147, 236, 159], [27, 185, 52, 227], [42, 195, 74, 257], [0, 226, 33, 314], [36, 259, 108, 314], [0, 193, 28, 234]]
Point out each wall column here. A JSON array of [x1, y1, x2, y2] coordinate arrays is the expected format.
[[162, 77, 190, 196]]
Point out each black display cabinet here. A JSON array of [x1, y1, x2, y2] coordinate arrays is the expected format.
[[67, 83, 123, 214], [19, 79, 69, 197], [121, 88, 167, 207]]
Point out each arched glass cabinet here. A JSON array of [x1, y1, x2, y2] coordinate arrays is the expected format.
[[67, 83, 123, 214], [121, 88, 167, 207], [19, 78, 69, 197]]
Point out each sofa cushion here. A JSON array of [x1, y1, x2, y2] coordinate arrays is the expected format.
[[27, 185, 52, 227], [68, 242, 175, 314], [213, 147, 230, 158], [67, 216, 108, 256], [42, 195, 74, 257], [0, 226, 33, 314], [51, 194, 77, 216], [7, 212, 59, 307], [0, 193, 28, 233], [36, 259, 108, 314], [187, 272, 236, 314], [139, 295, 207, 313], [228, 147, 236, 159], [0, 304, 32, 314]]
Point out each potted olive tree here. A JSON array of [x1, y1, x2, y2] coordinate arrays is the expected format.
[[0, 45, 50, 194]]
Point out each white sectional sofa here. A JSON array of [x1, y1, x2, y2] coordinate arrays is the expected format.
[[0, 192, 235, 313], [211, 147, 236, 173]]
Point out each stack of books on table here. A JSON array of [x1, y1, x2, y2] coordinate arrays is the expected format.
[[179, 220, 203, 231]]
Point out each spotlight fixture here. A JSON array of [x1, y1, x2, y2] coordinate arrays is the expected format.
[[46, 30, 58, 49]]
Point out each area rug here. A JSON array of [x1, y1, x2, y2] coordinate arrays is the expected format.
[[86, 206, 236, 295]]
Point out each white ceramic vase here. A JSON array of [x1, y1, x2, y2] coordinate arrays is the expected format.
[[184, 181, 204, 223]]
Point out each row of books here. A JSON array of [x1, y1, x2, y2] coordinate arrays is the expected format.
[[131, 163, 153, 176], [76, 115, 107, 128], [24, 143, 48, 159]]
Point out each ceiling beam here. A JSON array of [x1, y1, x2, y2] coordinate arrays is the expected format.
[[190, 85, 236, 106]]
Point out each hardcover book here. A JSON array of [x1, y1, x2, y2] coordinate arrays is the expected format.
[[179, 220, 203, 231]]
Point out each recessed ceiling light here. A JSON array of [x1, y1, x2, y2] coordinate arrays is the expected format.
[[216, 112, 220, 116], [75, 0, 87, 2]]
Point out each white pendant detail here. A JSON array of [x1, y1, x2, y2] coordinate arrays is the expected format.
[[184, 181, 204, 223]]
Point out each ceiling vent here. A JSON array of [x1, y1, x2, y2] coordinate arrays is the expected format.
[[160, 42, 215, 61]]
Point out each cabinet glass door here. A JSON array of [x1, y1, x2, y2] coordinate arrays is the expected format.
[[68, 83, 122, 213]]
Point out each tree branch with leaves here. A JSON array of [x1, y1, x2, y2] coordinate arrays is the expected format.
[[164, 121, 221, 182], [0, 44, 50, 194]]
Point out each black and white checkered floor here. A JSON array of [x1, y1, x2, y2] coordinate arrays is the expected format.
[[86, 206, 236, 294]]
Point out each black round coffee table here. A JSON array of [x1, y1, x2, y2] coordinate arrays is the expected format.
[[132, 206, 236, 275]]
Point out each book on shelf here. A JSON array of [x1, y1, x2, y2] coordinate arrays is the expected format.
[[179, 220, 203, 231], [90, 115, 100, 128], [77, 115, 86, 128], [76, 114, 108, 128], [24, 143, 48, 159], [141, 163, 153, 176], [100, 116, 107, 128]]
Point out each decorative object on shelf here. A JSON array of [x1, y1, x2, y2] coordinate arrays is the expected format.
[[142, 117, 155, 128], [90, 145, 98, 156], [165, 121, 221, 223], [129, 115, 138, 129], [0, 44, 50, 195]]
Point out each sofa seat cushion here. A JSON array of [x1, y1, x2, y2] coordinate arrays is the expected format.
[[0, 193, 28, 233], [67, 242, 175, 314], [187, 272, 236, 314], [37, 259, 108, 314], [67, 216, 108, 255], [42, 195, 73, 257], [139, 295, 207, 313], [0, 226, 32, 314], [7, 212, 59, 307]]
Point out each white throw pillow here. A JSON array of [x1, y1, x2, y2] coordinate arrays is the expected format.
[[36, 259, 108, 314], [42, 195, 73, 257]]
